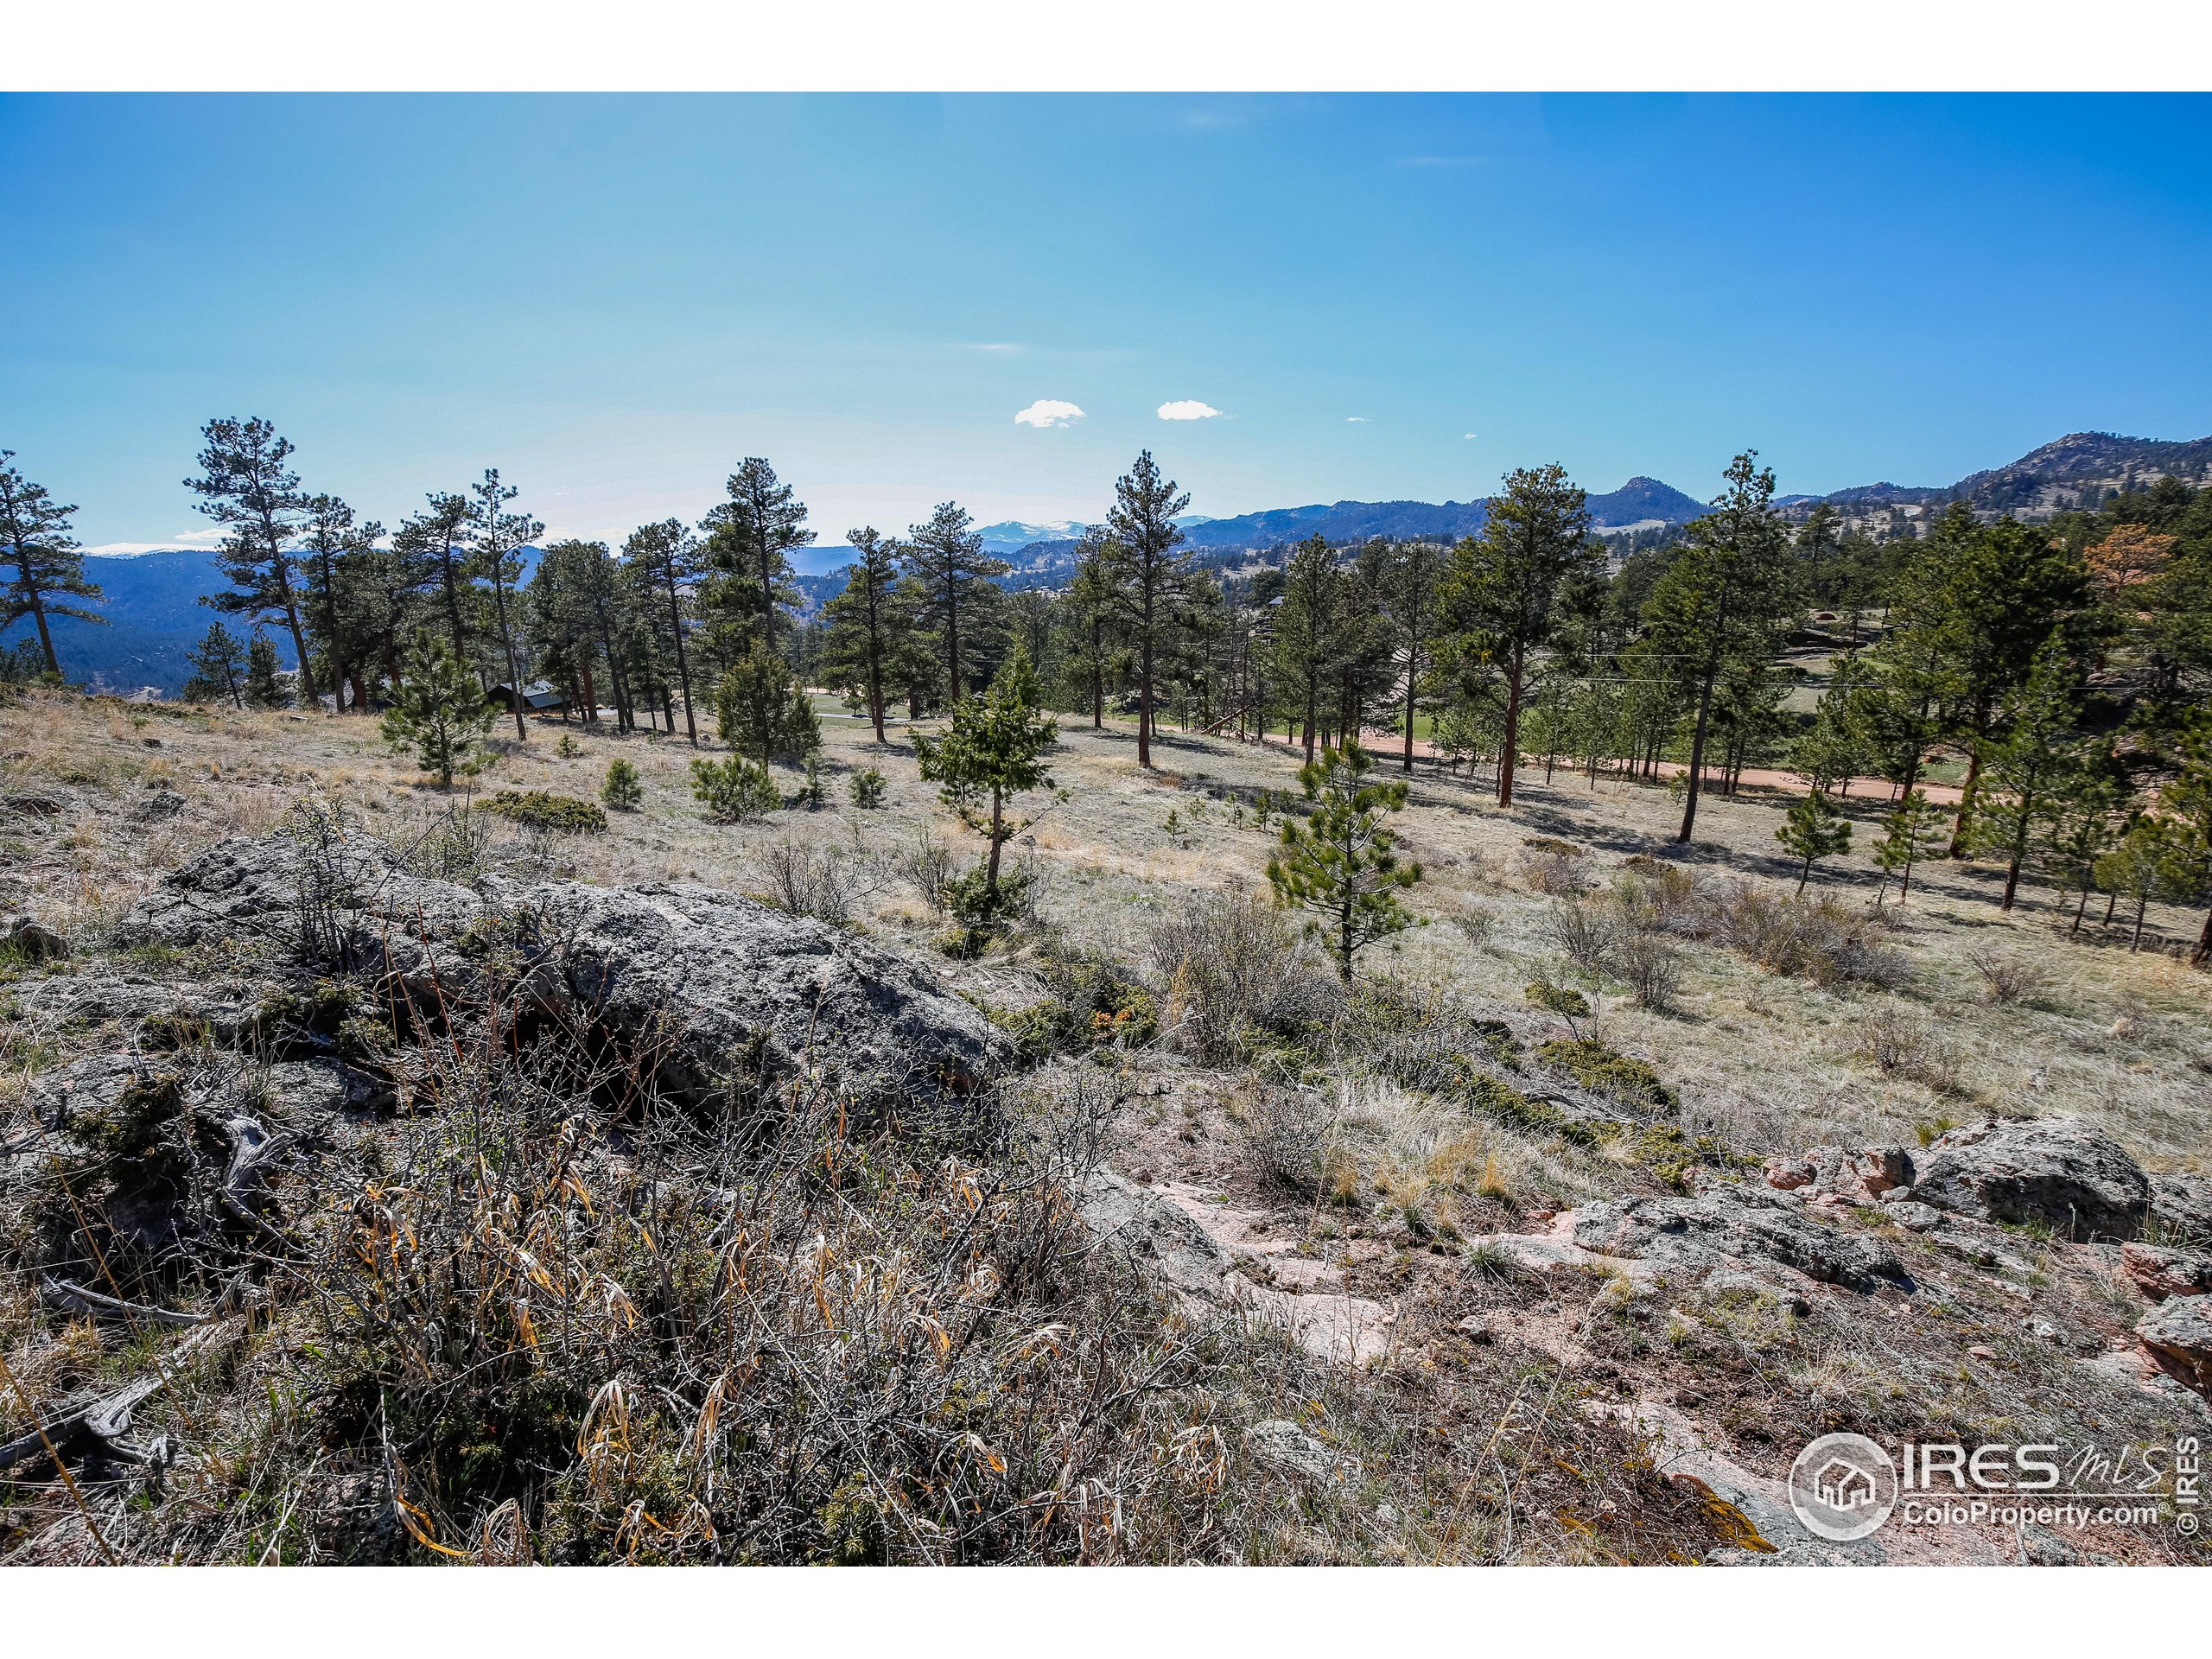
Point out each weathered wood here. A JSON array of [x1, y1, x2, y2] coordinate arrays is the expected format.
[[0, 1319, 238, 1472], [41, 1277, 210, 1328]]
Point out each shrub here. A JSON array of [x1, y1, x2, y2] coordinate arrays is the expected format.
[[1524, 977, 1591, 1020], [483, 790, 608, 834], [601, 758, 644, 812], [1535, 1038, 1677, 1113], [899, 828, 958, 913], [690, 754, 781, 822], [1613, 926, 1685, 1013], [1148, 888, 1334, 1063], [1519, 844, 1586, 897], [1547, 899, 1615, 980], [750, 833, 892, 925], [1967, 947, 2047, 1007], [1237, 1087, 1329, 1192], [556, 733, 582, 759], [850, 767, 887, 809]]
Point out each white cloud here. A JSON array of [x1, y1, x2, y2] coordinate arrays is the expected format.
[[1157, 400, 1221, 421], [967, 342, 1023, 353], [1346, 416, 1370, 423], [1464, 433, 1480, 440], [1014, 399, 1084, 429]]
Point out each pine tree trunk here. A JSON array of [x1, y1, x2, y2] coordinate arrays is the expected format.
[[1675, 667, 1718, 843]]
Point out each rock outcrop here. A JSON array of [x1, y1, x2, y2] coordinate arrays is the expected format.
[[2136, 1295, 2212, 1398], [1908, 1118, 2151, 1241], [2120, 1242, 2212, 1302], [1573, 1179, 1908, 1293], [117, 833, 1011, 1116]]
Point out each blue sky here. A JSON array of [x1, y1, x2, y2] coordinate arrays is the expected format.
[[5, 92, 2211, 571]]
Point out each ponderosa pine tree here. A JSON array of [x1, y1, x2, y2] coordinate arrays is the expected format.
[[1441, 464, 1599, 808], [913, 650, 1059, 926], [182, 621, 249, 708], [1065, 529, 1119, 730], [1966, 636, 2083, 911], [381, 634, 496, 788], [624, 518, 702, 744], [1639, 453, 1798, 842], [299, 493, 380, 713], [715, 642, 819, 766], [243, 628, 289, 708], [0, 450, 102, 677], [394, 492, 477, 671], [819, 527, 902, 744], [2162, 706, 2212, 967], [1871, 791, 1947, 906], [699, 457, 812, 661], [899, 501, 1006, 704], [1382, 539, 1448, 772], [1100, 450, 1195, 768], [470, 469, 542, 741], [188, 417, 320, 708], [1776, 791, 1853, 895], [1272, 535, 1344, 763], [1266, 738, 1423, 981]]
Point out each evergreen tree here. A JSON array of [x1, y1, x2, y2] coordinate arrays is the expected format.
[[2096, 817, 2190, 953], [715, 641, 819, 766], [1871, 790, 1947, 906], [1965, 637, 2083, 911], [1063, 531, 1119, 729], [381, 634, 497, 788], [182, 621, 249, 708], [1923, 506, 2092, 853], [1380, 538, 1448, 773], [470, 468, 543, 741], [1640, 453, 1799, 842], [2041, 754, 2127, 935], [899, 501, 1006, 704], [913, 650, 1059, 925], [394, 492, 478, 671], [1789, 651, 1876, 797], [1271, 534, 1344, 762], [187, 417, 320, 706], [243, 629, 289, 708], [1266, 738, 1423, 980], [699, 457, 812, 661], [623, 518, 702, 744], [818, 526, 903, 744], [0, 450, 102, 677], [1441, 463, 1599, 807], [2161, 706, 2212, 967], [298, 493, 380, 712], [1099, 450, 1196, 768], [1776, 791, 1853, 895]]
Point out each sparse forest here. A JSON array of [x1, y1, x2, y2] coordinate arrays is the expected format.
[[4, 423, 2212, 1567]]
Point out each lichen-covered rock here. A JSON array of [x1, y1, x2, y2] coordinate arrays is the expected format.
[[501, 880, 1010, 1114], [117, 832, 1011, 1117], [2121, 1242, 2212, 1303], [2153, 1174, 2212, 1248], [2136, 1294, 2212, 1398], [1079, 1166, 1235, 1301], [1910, 1118, 2151, 1241], [1573, 1181, 1908, 1292]]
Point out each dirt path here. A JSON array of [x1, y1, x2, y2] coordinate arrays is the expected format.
[[1185, 721, 1965, 808]]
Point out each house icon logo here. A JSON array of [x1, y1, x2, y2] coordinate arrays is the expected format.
[[1789, 1433, 1897, 1542]]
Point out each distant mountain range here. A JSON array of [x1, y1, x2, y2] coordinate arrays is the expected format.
[[14, 432, 2207, 693]]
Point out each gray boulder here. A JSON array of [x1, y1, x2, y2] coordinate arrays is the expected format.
[[118, 832, 1010, 1117], [1079, 1166, 1235, 1301], [1910, 1118, 2151, 1240], [2136, 1294, 2212, 1398], [1573, 1181, 1908, 1292], [501, 880, 1010, 1114], [2153, 1173, 2212, 1248]]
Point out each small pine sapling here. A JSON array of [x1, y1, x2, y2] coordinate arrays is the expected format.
[[1871, 791, 1947, 906], [1776, 791, 1853, 896], [1265, 739, 1423, 981], [850, 766, 887, 809], [601, 757, 644, 811]]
